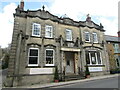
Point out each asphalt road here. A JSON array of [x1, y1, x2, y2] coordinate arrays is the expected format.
[[51, 76, 119, 88], [1, 75, 120, 90]]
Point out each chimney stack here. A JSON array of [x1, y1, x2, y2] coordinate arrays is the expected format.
[[20, 0, 24, 10], [86, 14, 91, 22]]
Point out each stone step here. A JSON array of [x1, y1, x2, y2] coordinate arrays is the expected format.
[[64, 74, 85, 81]]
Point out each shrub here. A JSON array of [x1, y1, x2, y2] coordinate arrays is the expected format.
[[85, 65, 90, 76], [54, 66, 59, 80]]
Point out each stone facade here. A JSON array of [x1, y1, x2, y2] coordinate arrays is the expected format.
[[6, 1, 110, 87]]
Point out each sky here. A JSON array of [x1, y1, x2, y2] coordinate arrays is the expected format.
[[0, 0, 119, 48]]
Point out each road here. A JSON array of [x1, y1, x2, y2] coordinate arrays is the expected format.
[[51, 76, 119, 88], [1, 75, 120, 90]]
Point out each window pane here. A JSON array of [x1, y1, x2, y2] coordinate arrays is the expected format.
[[97, 52, 101, 64], [29, 57, 37, 64], [46, 57, 53, 64], [85, 32, 90, 41], [93, 33, 98, 42], [91, 52, 96, 64], [46, 50, 53, 56], [30, 49, 38, 56], [66, 29, 72, 41], [33, 23, 40, 36], [45, 25, 53, 38], [86, 51, 90, 64]]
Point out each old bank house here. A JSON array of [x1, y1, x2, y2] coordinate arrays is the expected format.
[[6, 0, 110, 86]]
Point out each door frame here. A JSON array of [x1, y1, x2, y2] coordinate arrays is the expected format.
[[65, 52, 75, 74]]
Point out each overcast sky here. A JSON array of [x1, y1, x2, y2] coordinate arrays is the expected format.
[[0, 0, 119, 48]]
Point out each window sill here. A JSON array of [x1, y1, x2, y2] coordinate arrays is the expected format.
[[43, 66, 55, 68], [30, 36, 41, 38], [45, 64, 54, 66], [26, 66, 41, 68], [85, 41, 91, 43], [86, 64, 105, 67], [65, 40, 74, 42], [93, 42, 98, 44], [45, 37, 54, 39]]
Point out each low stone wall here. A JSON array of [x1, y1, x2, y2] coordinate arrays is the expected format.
[[17, 74, 54, 86], [90, 71, 110, 77]]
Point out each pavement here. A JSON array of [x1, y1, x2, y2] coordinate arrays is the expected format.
[[12, 74, 119, 89]]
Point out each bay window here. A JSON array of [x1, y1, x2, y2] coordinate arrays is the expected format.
[[86, 51, 102, 65]]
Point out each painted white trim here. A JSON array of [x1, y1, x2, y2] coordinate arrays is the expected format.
[[28, 48, 39, 66], [32, 23, 41, 37], [45, 25, 53, 38], [45, 49, 54, 66]]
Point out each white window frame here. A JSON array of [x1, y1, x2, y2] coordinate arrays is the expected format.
[[32, 23, 41, 37], [93, 33, 98, 43], [66, 29, 72, 41], [45, 25, 53, 38], [28, 48, 39, 66], [85, 32, 90, 42], [45, 49, 54, 66]]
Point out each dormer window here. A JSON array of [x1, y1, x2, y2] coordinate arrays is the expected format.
[[85, 32, 90, 42], [93, 33, 98, 43], [32, 23, 41, 37]]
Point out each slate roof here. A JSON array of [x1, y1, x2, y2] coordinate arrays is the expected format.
[[105, 35, 120, 42]]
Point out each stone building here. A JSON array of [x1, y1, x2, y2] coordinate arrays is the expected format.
[[105, 35, 120, 70], [6, 0, 110, 86]]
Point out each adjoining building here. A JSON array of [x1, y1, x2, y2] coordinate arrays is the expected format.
[[105, 35, 120, 70], [6, 0, 110, 87], [0, 46, 2, 60]]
